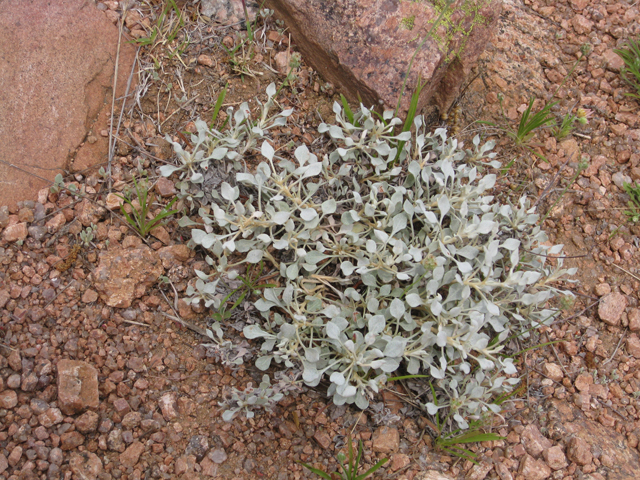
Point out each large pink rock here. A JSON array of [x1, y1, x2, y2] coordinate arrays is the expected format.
[[57, 360, 99, 415], [265, 0, 501, 116], [0, 1, 136, 209], [91, 245, 164, 308]]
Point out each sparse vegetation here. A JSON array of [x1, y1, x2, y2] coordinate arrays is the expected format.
[[161, 83, 576, 434], [299, 435, 388, 480], [615, 37, 640, 100], [623, 182, 640, 223], [115, 177, 179, 237]]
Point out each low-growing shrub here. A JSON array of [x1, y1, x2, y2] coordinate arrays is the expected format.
[[161, 85, 575, 429]]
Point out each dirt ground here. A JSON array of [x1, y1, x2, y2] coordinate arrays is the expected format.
[[1, 0, 640, 479]]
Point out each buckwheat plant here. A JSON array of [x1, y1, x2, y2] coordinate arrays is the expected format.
[[161, 83, 292, 184], [165, 90, 575, 429]]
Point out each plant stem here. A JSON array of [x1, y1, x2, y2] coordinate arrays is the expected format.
[[394, 0, 453, 117]]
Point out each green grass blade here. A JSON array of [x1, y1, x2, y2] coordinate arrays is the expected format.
[[211, 83, 228, 127], [341, 94, 355, 125], [354, 458, 389, 480], [296, 462, 333, 480], [393, 78, 424, 164]]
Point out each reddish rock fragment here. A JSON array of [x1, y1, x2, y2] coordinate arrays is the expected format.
[[113, 398, 132, 416], [7, 446, 22, 467], [8, 350, 22, 372], [626, 334, 640, 358], [158, 392, 178, 421], [466, 461, 493, 480], [0, 0, 135, 209], [82, 289, 99, 303], [57, 360, 99, 415], [521, 424, 552, 457], [0, 390, 17, 409], [543, 445, 568, 470], [598, 292, 627, 326], [2, 223, 28, 243], [264, 0, 502, 116], [69, 452, 103, 480], [372, 426, 399, 453], [75, 411, 100, 433], [92, 245, 163, 308], [567, 437, 592, 466], [628, 308, 640, 331], [157, 244, 192, 269], [120, 441, 145, 468], [542, 363, 563, 383], [389, 453, 410, 472], [313, 430, 331, 449], [60, 431, 85, 450], [518, 454, 551, 480]]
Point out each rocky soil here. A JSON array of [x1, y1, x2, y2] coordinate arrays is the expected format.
[[0, 0, 639, 479]]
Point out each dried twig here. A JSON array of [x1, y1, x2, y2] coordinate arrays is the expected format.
[[603, 328, 627, 365], [611, 263, 640, 283]]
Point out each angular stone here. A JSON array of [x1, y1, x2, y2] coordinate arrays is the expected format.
[[200, 456, 218, 477], [466, 461, 493, 480], [121, 412, 142, 429], [207, 448, 228, 464], [626, 334, 640, 358], [105, 193, 124, 211], [157, 244, 192, 269], [75, 199, 106, 227], [91, 245, 164, 308], [521, 424, 552, 457], [7, 446, 22, 467], [494, 462, 512, 480], [518, 454, 551, 480], [158, 392, 178, 421], [628, 308, 640, 331], [57, 360, 99, 415], [372, 426, 399, 453], [75, 411, 100, 433], [38, 408, 64, 428], [108, 429, 125, 453], [120, 441, 145, 468], [60, 431, 85, 450], [543, 445, 568, 471], [155, 177, 177, 198], [69, 452, 103, 480], [603, 48, 625, 72], [542, 363, 563, 383], [312, 430, 331, 449], [265, 0, 502, 116], [200, 0, 257, 24], [113, 398, 132, 416], [598, 292, 627, 326], [575, 373, 593, 392], [0, 390, 18, 411], [0, 0, 135, 209], [389, 453, 410, 472], [82, 289, 99, 303], [1, 223, 28, 243], [185, 435, 209, 461], [566, 436, 592, 466]]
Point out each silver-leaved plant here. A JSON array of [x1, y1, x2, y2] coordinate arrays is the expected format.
[[162, 88, 575, 428]]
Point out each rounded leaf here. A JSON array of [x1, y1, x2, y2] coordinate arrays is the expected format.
[[368, 315, 385, 335], [321, 199, 337, 214], [246, 250, 264, 263], [389, 298, 406, 319], [261, 140, 275, 161]]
